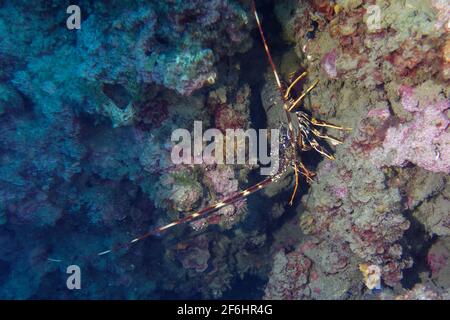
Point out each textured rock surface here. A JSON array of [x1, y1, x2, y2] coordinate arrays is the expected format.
[[263, 0, 449, 298], [0, 0, 257, 299], [0, 0, 448, 300]]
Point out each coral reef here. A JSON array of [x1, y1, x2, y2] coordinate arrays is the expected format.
[[262, 0, 449, 299], [176, 235, 211, 273], [382, 284, 449, 300], [264, 247, 312, 299], [264, 237, 359, 300], [0, 0, 448, 300], [413, 179, 450, 237], [0, 0, 256, 299], [298, 136, 413, 287], [371, 81, 449, 173], [78, 0, 252, 96]]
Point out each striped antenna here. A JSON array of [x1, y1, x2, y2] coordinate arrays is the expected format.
[[251, 0, 282, 91], [97, 176, 277, 256]]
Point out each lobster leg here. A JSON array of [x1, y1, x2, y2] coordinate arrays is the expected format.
[[288, 79, 319, 112], [308, 137, 336, 160], [310, 117, 352, 131], [311, 128, 343, 146], [288, 164, 300, 206], [284, 71, 308, 100]]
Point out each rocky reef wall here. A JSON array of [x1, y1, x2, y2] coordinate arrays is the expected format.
[[264, 0, 449, 300], [0, 0, 448, 300]]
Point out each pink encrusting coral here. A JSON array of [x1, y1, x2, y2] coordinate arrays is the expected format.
[[264, 248, 312, 300], [177, 236, 211, 273], [215, 104, 248, 132], [427, 238, 450, 289], [388, 284, 448, 300], [190, 163, 247, 231], [264, 238, 357, 300], [205, 166, 239, 195], [322, 49, 338, 79], [261, 0, 450, 299], [431, 0, 450, 30], [371, 84, 450, 173], [293, 107, 414, 288], [367, 107, 391, 120], [398, 85, 420, 112]]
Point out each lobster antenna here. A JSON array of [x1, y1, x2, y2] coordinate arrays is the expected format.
[[251, 0, 282, 91], [97, 176, 277, 256]]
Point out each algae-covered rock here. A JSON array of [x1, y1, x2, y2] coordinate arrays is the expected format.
[[413, 180, 450, 237]]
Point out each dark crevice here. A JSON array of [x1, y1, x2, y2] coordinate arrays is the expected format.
[[219, 0, 327, 299], [237, 0, 291, 131], [221, 274, 266, 299], [216, 0, 297, 299], [400, 213, 436, 289], [0, 259, 11, 286], [237, 0, 325, 242], [102, 83, 132, 110]]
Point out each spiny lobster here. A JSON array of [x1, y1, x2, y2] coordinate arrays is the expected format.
[[97, 1, 351, 257]]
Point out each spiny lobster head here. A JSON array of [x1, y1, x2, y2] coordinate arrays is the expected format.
[[296, 111, 312, 128], [278, 124, 299, 166]]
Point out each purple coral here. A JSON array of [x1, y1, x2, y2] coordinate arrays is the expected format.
[[204, 166, 239, 195], [391, 284, 446, 300], [177, 236, 210, 272], [264, 248, 312, 300], [322, 49, 338, 79], [371, 86, 449, 173], [264, 238, 354, 300], [398, 85, 420, 112], [184, 157, 248, 232]]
